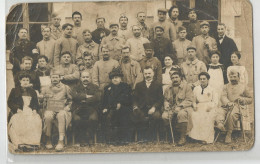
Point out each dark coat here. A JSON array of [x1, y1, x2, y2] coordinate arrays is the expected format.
[[216, 35, 238, 68], [91, 28, 110, 44], [102, 82, 132, 112], [9, 39, 38, 74], [133, 80, 163, 114], [8, 87, 39, 115], [14, 70, 41, 92], [184, 20, 201, 41], [71, 82, 101, 115], [151, 37, 177, 66]]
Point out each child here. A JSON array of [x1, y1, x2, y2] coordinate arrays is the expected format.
[[227, 51, 248, 86], [207, 51, 226, 106], [8, 73, 42, 151]]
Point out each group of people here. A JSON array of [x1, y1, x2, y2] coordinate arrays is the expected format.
[[7, 6, 253, 152]]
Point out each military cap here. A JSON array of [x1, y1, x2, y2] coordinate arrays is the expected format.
[[119, 13, 128, 20], [109, 22, 119, 28], [62, 23, 73, 30], [158, 8, 168, 13], [169, 67, 182, 78], [109, 67, 124, 79], [121, 45, 130, 53], [186, 45, 196, 51], [200, 21, 210, 27], [51, 12, 60, 18], [143, 43, 154, 50], [155, 25, 164, 31]]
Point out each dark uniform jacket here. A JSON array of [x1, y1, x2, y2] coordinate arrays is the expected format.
[[14, 70, 41, 92], [102, 82, 132, 112], [151, 37, 177, 66], [216, 35, 238, 68], [8, 86, 39, 115], [9, 39, 38, 74], [184, 20, 201, 41], [133, 80, 163, 115], [92, 28, 110, 44], [71, 82, 101, 116]]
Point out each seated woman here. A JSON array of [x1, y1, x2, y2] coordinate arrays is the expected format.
[[227, 51, 248, 87], [162, 55, 182, 93], [8, 73, 42, 151], [189, 72, 218, 144]]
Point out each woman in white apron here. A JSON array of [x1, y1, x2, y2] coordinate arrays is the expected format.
[[8, 73, 42, 151], [189, 72, 218, 144]]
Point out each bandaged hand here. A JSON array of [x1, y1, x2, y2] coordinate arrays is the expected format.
[[148, 107, 156, 115]]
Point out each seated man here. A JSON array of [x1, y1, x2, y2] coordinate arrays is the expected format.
[[162, 68, 194, 146], [101, 67, 133, 145], [216, 69, 253, 143], [54, 51, 80, 87], [14, 56, 41, 93], [71, 71, 100, 147], [41, 69, 72, 151], [133, 66, 163, 142]]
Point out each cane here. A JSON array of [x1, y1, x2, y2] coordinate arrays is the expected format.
[[168, 110, 175, 144], [213, 104, 235, 145], [238, 99, 247, 143]]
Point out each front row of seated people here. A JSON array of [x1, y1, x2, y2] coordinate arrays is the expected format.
[[7, 48, 252, 152]]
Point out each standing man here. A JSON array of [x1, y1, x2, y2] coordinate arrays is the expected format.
[[50, 13, 62, 40], [133, 66, 163, 142], [120, 46, 143, 89], [216, 70, 252, 143], [172, 26, 191, 65], [41, 70, 72, 151], [136, 11, 150, 39], [9, 28, 39, 76], [185, 8, 201, 41], [71, 71, 100, 146], [36, 26, 56, 66], [54, 23, 79, 66], [192, 21, 217, 65], [168, 5, 183, 39], [76, 29, 99, 62], [216, 23, 238, 69], [54, 51, 80, 87], [162, 69, 194, 146], [139, 43, 162, 84], [92, 45, 119, 90], [71, 11, 86, 45], [150, 25, 176, 66], [126, 25, 149, 62], [150, 8, 176, 42], [181, 45, 207, 89], [118, 14, 132, 40], [92, 17, 110, 44], [100, 22, 125, 61]]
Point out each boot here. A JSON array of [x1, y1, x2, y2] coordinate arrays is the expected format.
[[177, 122, 187, 146], [45, 136, 53, 149], [55, 140, 64, 151], [225, 131, 232, 144]]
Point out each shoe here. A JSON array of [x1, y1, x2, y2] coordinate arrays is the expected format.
[[216, 123, 226, 131], [45, 138, 53, 149], [225, 131, 232, 144], [177, 137, 186, 146], [55, 140, 64, 151], [200, 141, 208, 145], [176, 122, 188, 146]]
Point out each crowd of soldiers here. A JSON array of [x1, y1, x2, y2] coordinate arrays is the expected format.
[[7, 6, 253, 152]]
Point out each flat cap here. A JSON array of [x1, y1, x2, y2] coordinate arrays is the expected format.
[[186, 45, 196, 51], [200, 21, 210, 27], [158, 8, 168, 13], [155, 25, 164, 31], [143, 43, 154, 50], [109, 22, 119, 28]]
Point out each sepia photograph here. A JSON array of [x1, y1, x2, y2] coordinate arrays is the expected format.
[[5, 0, 254, 154]]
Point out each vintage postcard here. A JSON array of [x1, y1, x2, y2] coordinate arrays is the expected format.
[[6, 0, 254, 154]]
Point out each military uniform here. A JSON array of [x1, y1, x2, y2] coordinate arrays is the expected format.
[[181, 59, 207, 87], [36, 38, 56, 66], [184, 20, 201, 41], [168, 18, 183, 39], [100, 34, 126, 61], [172, 39, 191, 65], [50, 24, 62, 40], [150, 21, 177, 42], [139, 57, 162, 84], [54, 36, 79, 66], [136, 21, 150, 40], [76, 41, 99, 62], [54, 64, 80, 87], [118, 27, 132, 41], [126, 36, 149, 62], [72, 25, 86, 46], [92, 59, 119, 90]]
